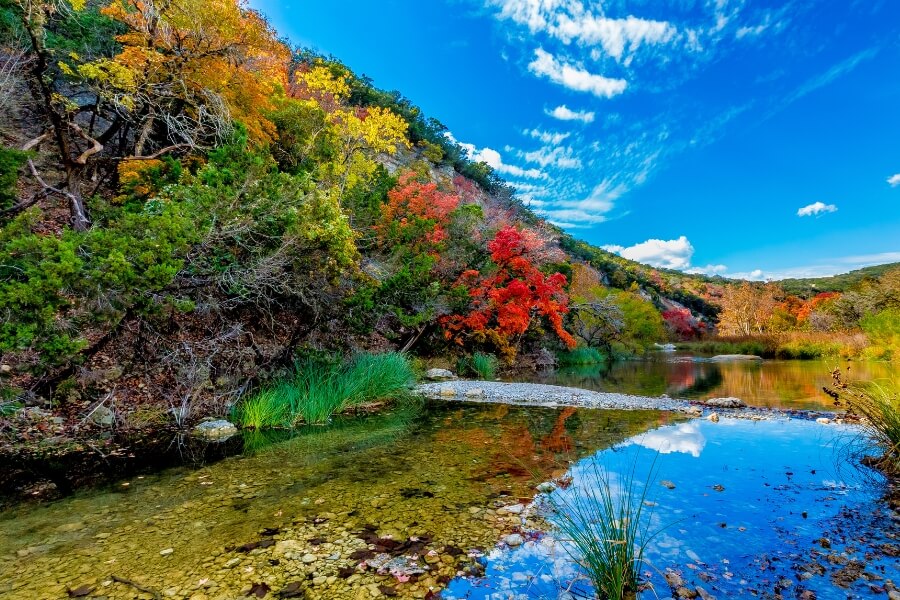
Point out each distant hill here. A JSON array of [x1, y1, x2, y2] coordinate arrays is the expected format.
[[777, 263, 900, 297]]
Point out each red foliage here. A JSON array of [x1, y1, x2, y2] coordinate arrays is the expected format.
[[662, 308, 698, 340], [441, 226, 577, 357], [379, 172, 460, 250]]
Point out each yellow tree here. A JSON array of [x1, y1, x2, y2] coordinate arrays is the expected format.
[[717, 282, 780, 335]]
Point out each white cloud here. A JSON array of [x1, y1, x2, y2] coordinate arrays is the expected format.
[[445, 131, 545, 179], [797, 201, 837, 217], [528, 48, 627, 98], [686, 264, 728, 275], [603, 235, 694, 270], [523, 146, 582, 169], [523, 128, 570, 145], [735, 23, 769, 38], [629, 422, 706, 457], [887, 174, 900, 187], [488, 0, 677, 62], [546, 104, 595, 123], [552, 14, 677, 60]]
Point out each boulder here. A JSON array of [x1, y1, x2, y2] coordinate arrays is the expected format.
[[703, 397, 746, 408], [502, 534, 524, 547], [192, 419, 238, 440], [424, 368, 456, 381]]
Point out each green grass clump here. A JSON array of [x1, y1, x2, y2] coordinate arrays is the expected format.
[[457, 352, 498, 379], [233, 352, 415, 428], [548, 457, 660, 600], [830, 372, 900, 474], [557, 346, 608, 366]]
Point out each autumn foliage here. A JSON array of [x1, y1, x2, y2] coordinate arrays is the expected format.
[[441, 226, 576, 358], [379, 172, 460, 250]]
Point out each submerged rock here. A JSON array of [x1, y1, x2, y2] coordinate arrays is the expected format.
[[192, 419, 238, 440], [503, 534, 524, 547], [708, 412, 720, 422], [425, 368, 456, 381]]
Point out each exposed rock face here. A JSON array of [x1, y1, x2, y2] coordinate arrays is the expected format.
[[424, 368, 456, 381], [703, 397, 746, 408], [191, 420, 238, 440]]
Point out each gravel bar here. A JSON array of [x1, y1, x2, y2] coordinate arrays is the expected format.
[[417, 380, 691, 411], [417, 380, 844, 423]]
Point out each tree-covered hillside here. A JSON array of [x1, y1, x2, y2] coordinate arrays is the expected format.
[[0, 0, 896, 432]]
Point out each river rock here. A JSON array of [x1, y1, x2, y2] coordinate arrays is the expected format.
[[464, 388, 485, 398], [704, 397, 746, 408], [536, 481, 556, 493], [192, 420, 238, 440], [438, 386, 456, 397], [503, 534, 524, 547], [425, 368, 456, 381], [708, 412, 719, 423], [815, 417, 831, 425], [709, 354, 763, 362], [90, 405, 115, 426]]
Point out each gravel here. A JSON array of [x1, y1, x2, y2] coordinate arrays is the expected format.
[[417, 380, 691, 412], [417, 380, 843, 423]]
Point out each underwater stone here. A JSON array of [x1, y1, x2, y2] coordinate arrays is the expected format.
[[502, 534, 524, 546]]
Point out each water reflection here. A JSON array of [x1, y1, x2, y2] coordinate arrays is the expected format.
[[628, 421, 706, 457], [445, 419, 897, 600], [524, 354, 896, 410]]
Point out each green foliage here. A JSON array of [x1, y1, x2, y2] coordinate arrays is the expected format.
[[860, 309, 900, 360], [233, 352, 416, 427], [0, 200, 195, 365], [0, 146, 28, 211]]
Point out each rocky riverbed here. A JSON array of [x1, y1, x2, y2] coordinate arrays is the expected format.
[[0, 403, 671, 599]]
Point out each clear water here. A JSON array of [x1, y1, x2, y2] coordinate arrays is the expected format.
[[443, 418, 899, 600], [523, 354, 896, 410], [0, 403, 669, 599]]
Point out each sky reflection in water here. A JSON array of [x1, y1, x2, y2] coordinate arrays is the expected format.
[[443, 418, 897, 600]]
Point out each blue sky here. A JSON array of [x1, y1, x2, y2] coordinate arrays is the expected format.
[[249, 0, 900, 280]]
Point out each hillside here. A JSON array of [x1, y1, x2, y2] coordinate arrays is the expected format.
[[1, 0, 897, 439]]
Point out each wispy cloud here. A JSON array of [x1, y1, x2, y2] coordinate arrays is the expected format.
[[888, 174, 900, 187], [546, 104, 595, 123], [797, 201, 837, 217], [528, 48, 627, 98], [783, 47, 879, 107], [523, 128, 570, 145], [523, 145, 581, 169]]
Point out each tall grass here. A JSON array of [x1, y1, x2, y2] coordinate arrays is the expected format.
[[232, 352, 415, 428], [547, 456, 660, 600], [457, 352, 498, 379], [557, 346, 608, 366], [830, 371, 900, 475]]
